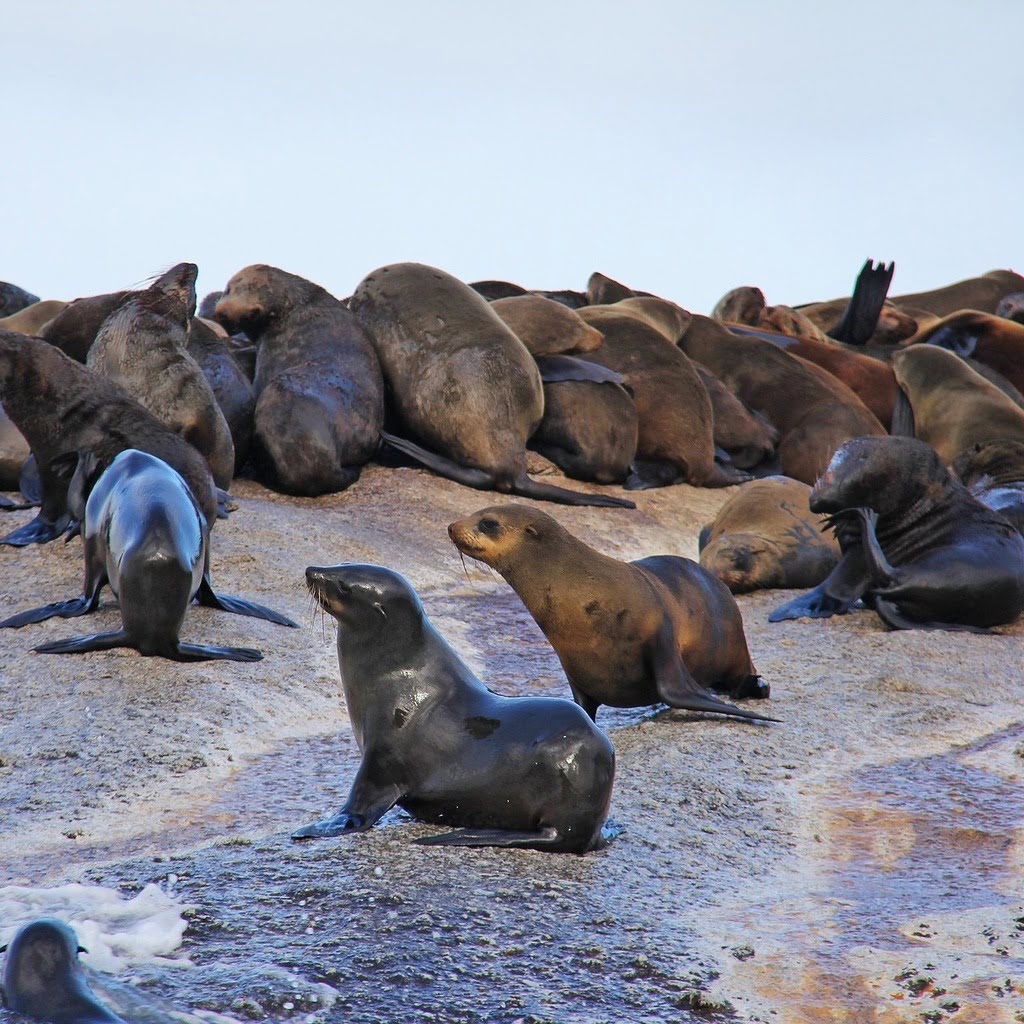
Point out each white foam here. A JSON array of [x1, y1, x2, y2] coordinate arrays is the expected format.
[[0, 882, 193, 973]]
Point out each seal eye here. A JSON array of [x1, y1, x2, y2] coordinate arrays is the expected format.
[[478, 518, 500, 535]]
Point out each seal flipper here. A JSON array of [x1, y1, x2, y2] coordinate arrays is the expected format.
[[873, 598, 992, 634], [0, 494, 35, 511], [196, 574, 298, 627], [382, 431, 635, 509], [826, 259, 895, 345], [292, 767, 402, 840], [34, 630, 131, 655], [768, 548, 872, 621], [172, 642, 264, 662], [890, 388, 916, 438], [649, 626, 779, 723], [1, 594, 99, 629], [414, 827, 561, 849], [18, 454, 42, 506], [0, 510, 72, 547], [534, 355, 626, 386]]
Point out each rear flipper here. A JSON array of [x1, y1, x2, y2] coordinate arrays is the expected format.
[[704, 460, 752, 488], [1, 594, 99, 629], [172, 642, 264, 662], [383, 431, 635, 509], [0, 511, 72, 547], [18, 454, 42, 506], [414, 827, 560, 849], [216, 488, 237, 519], [650, 626, 780, 723], [196, 575, 297, 627], [0, 494, 35, 511], [34, 630, 131, 655], [827, 259, 895, 345], [873, 598, 992, 634]]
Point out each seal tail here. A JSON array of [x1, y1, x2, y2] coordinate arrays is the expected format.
[[826, 259, 895, 345], [414, 827, 562, 849], [382, 431, 635, 509], [196, 575, 298, 627]]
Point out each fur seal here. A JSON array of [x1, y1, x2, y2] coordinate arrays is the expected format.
[[586, 271, 644, 306], [39, 290, 131, 362], [997, 292, 1024, 324], [0, 449, 295, 658], [605, 296, 693, 344], [577, 308, 748, 488], [86, 264, 235, 490], [349, 262, 633, 508], [490, 295, 603, 356], [293, 562, 615, 852], [0, 330, 218, 545], [0, 299, 68, 335], [529, 356, 638, 484], [693, 365, 778, 470], [951, 440, 1024, 534], [712, 286, 766, 326], [0, 282, 40, 317], [215, 264, 384, 496], [698, 477, 840, 593], [891, 345, 1024, 463], [1, 918, 125, 1024], [769, 437, 1024, 630], [449, 504, 775, 721], [678, 315, 886, 485]]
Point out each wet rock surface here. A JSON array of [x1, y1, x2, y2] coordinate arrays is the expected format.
[[1, 465, 1022, 1022]]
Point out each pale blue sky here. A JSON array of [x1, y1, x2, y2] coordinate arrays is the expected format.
[[8, 1, 1023, 312]]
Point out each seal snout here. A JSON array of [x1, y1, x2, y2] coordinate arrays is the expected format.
[[305, 565, 350, 611]]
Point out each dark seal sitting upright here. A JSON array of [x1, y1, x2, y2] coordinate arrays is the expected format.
[[0, 449, 295, 659], [0, 331, 218, 545], [293, 563, 615, 852], [215, 265, 385, 496], [349, 262, 633, 507], [1, 918, 125, 1024], [449, 505, 776, 722], [769, 437, 1024, 631]]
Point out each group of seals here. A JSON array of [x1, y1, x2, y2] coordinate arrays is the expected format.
[[1, 450, 295, 660]]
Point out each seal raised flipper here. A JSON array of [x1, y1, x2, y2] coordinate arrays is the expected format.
[[827, 259, 895, 345], [382, 431, 635, 509], [649, 626, 779, 723], [414, 827, 561, 849], [195, 574, 297, 627]]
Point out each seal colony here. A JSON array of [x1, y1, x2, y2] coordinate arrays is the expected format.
[[5, 255, 1024, 1014]]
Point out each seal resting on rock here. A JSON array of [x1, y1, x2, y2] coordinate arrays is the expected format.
[[449, 504, 776, 722], [349, 262, 633, 507], [699, 477, 840, 593], [215, 265, 384, 496], [293, 562, 615, 852], [769, 437, 1024, 631], [1, 918, 125, 1024], [489, 294, 603, 356], [0, 449, 295, 658]]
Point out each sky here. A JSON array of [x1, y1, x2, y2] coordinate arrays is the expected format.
[[7, 1, 1023, 313]]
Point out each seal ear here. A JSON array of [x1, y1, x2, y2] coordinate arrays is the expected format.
[[524, 524, 539, 537]]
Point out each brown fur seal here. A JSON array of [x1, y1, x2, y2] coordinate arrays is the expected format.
[[215, 264, 384, 496], [39, 290, 131, 362], [577, 308, 748, 488], [0, 299, 68, 335], [909, 309, 1024, 394], [727, 323, 898, 429], [597, 296, 693, 344], [997, 292, 1024, 324], [490, 295, 603, 356], [1, 918, 126, 1024], [678, 315, 886, 484], [0, 282, 40, 317], [891, 345, 1024, 463], [86, 264, 235, 490], [0, 330, 217, 545], [770, 437, 1024, 631], [586, 271, 639, 305], [349, 262, 633, 508], [449, 504, 775, 721], [951, 440, 1024, 534], [1, 449, 295, 657], [293, 562, 615, 852], [693, 365, 778, 470], [698, 476, 840, 593], [529, 356, 638, 484], [712, 286, 766, 325]]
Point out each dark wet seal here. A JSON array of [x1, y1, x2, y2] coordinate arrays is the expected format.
[[449, 504, 777, 723], [1, 918, 126, 1023], [0, 449, 295, 660], [294, 562, 615, 853], [770, 436, 1024, 631]]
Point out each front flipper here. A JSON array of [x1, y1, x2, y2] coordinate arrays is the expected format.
[[414, 827, 560, 849], [841, 507, 898, 586], [1, 594, 99, 629], [768, 548, 872, 622], [510, 474, 635, 509], [650, 626, 780, 723], [827, 259, 895, 345], [0, 511, 72, 547], [196, 574, 298, 627], [292, 766, 401, 841], [172, 642, 264, 662], [704, 460, 752, 488], [34, 630, 131, 655]]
